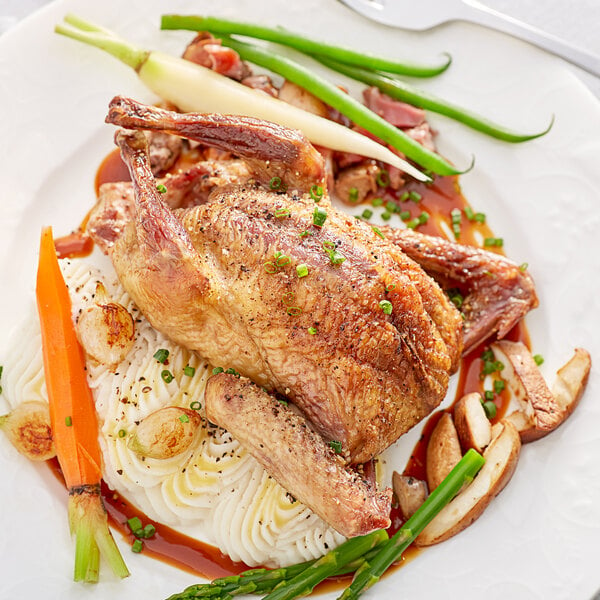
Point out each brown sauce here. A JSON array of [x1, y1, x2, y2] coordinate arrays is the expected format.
[[47, 149, 529, 587], [47, 458, 249, 579]]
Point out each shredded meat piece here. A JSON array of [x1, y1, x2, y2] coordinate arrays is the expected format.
[[363, 87, 426, 128]]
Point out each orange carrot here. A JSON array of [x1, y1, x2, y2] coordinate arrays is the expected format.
[[36, 226, 129, 582]]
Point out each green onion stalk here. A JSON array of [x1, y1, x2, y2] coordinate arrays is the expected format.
[[160, 15, 451, 77], [54, 15, 430, 180]]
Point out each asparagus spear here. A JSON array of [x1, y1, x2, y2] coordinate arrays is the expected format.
[[338, 449, 485, 600], [166, 534, 386, 600]]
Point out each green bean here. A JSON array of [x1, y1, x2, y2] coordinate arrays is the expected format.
[[217, 35, 469, 176], [160, 15, 451, 77], [338, 449, 486, 600], [315, 56, 554, 142]]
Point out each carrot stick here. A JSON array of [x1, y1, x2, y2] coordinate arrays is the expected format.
[[36, 226, 129, 582]]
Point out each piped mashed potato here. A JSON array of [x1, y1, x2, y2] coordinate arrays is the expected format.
[[2, 258, 344, 567]]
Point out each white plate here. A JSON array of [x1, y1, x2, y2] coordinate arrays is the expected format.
[[1, 1, 599, 599]]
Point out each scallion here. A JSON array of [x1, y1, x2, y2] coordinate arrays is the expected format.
[[313, 206, 328, 227], [379, 300, 393, 315]]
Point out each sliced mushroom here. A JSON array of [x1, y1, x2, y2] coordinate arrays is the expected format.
[[392, 472, 428, 520], [127, 406, 202, 459], [0, 401, 55, 461], [426, 412, 463, 491], [416, 419, 521, 546], [454, 392, 492, 453], [492, 341, 591, 443], [77, 282, 135, 368], [551, 348, 591, 418]]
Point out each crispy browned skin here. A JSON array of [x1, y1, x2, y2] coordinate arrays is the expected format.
[[111, 129, 461, 464], [88, 159, 249, 254], [206, 373, 392, 537], [106, 96, 326, 194], [381, 227, 538, 355]]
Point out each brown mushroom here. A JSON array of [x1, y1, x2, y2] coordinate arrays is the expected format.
[[492, 342, 591, 443], [454, 392, 492, 453], [416, 419, 521, 546], [426, 412, 463, 491]]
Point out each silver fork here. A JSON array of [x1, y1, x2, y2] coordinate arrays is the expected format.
[[338, 0, 600, 77]]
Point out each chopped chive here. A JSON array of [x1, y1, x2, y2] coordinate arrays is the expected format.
[[313, 206, 328, 227], [464, 206, 475, 221], [263, 261, 278, 273], [190, 401, 202, 410], [372, 226, 385, 239], [269, 176, 284, 190], [371, 197, 384, 207], [484, 237, 504, 247], [328, 440, 343, 453], [448, 289, 463, 309], [533, 354, 544, 366], [161, 370, 174, 383], [287, 306, 302, 316], [179, 413, 189, 423], [65, 416, 72, 427], [277, 398, 289, 406], [274, 207, 291, 218], [406, 217, 420, 229], [408, 190, 422, 202], [308, 326, 317, 335], [212, 367, 224, 375], [484, 390, 494, 401], [418, 211, 429, 224], [127, 517, 143, 533], [519, 262, 529, 272], [299, 229, 313, 238], [322, 240, 336, 250], [153, 348, 169, 363], [156, 183, 167, 194], [399, 191, 410, 202], [118, 429, 127, 438], [399, 210, 411, 221], [379, 299, 393, 315], [451, 207, 462, 239], [481, 349, 494, 362], [276, 253, 291, 267], [385, 201, 397, 213], [474, 212, 486, 223], [310, 184, 324, 202], [348, 187, 359, 204], [282, 291, 296, 305], [376, 169, 390, 187], [142, 524, 156, 539], [183, 365, 196, 377], [131, 539, 143, 553], [361, 208, 374, 220], [225, 367, 239, 375], [482, 400, 497, 419], [328, 250, 346, 265], [296, 263, 309, 278], [381, 211, 392, 221], [493, 379, 506, 394]]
